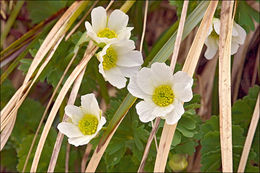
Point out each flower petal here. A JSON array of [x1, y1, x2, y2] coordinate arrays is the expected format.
[[116, 50, 143, 67], [68, 135, 93, 147], [103, 67, 127, 89], [231, 41, 239, 55], [204, 36, 218, 60], [117, 27, 133, 40], [127, 74, 150, 99], [97, 116, 106, 131], [108, 9, 129, 33], [85, 22, 101, 43], [136, 101, 157, 123], [150, 62, 173, 85], [207, 23, 213, 36], [152, 104, 174, 118], [91, 6, 107, 33], [81, 93, 100, 117], [164, 100, 184, 125], [112, 39, 135, 54], [172, 71, 193, 102], [65, 105, 84, 124], [213, 18, 220, 35], [233, 23, 246, 45], [57, 122, 83, 138], [136, 67, 156, 95], [118, 66, 140, 78]]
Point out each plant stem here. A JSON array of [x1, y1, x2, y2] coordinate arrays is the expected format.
[[120, 0, 136, 13], [1, 1, 24, 48]]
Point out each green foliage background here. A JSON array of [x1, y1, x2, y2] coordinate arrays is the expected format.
[[0, 1, 259, 172]]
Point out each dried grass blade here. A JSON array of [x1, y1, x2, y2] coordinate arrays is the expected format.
[[139, 1, 189, 172], [65, 1, 98, 40], [0, 36, 64, 146], [0, 1, 86, 128], [85, 2, 209, 172], [154, 1, 218, 172], [22, 1, 83, 86], [0, 115, 16, 150], [85, 121, 122, 172], [218, 1, 234, 172], [231, 32, 255, 103], [22, 48, 79, 172], [237, 93, 260, 172], [1, 1, 89, 151], [30, 44, 97, 172], [81, 144, 92, 172], [138, 118, 160, 172], [47, 62, 88, 172]]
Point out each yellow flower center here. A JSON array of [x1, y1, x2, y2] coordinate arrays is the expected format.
[[152, 85, 174, 107], [97, 28, 117, 39], [78, 114, 98, 135], [102, 47, 118, 70], [211, 29, 219, 39]]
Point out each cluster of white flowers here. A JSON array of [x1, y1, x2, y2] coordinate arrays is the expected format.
[[58, 7, 256, 146], [204, 18, 246, 60], [85, 6, 143, 89]]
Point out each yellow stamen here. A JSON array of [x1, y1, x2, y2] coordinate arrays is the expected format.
[[102, 47, 117, 70], [97, 28, 117, 39], [78, 114, 98, 135], [152, 85, 174, 107]]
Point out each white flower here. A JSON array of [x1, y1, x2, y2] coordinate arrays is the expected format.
[[85, 6, 133, 45], [204, 18, 246, 60], [97, 39, 143, 89], [57, 94, 106, 147], [127, 62, 193, 125]]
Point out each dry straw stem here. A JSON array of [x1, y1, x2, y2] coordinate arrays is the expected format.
[[154, 1, 218, 172], [170, 1, 189, 69], [65, 143, 70, 173], [47, 61, 88, 172], [81, 144, 92, 172], [237, 93, 260, 172], [0, 36, 64, 149], [139, 0, 148, 52], [138, 1, 189, 172], [232, 32, 255, 103], [138, 117, 160, 172], [84, 2, 136, 172], [85, 120, 124, 172], [0, 36, 63, 152], [48, 1, 117, 170], [65, 1, 98, 41], [218, 1, 234, 172], [30, 44, 98, 172], [0, 1, 88, 148], [198, 55, 218, 119], [22, 49, 79, 172]]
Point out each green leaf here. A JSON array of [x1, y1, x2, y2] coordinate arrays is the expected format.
[[27, 0, 68, 24], [172, 130, 181, 146], [236, 1, 260, 32], [16, 128, 67, 172], [200, 87, 260, 173], [173, 137, 197, 155], [11, 98, 45, 144], [178, 115, 196, 130], [0, 79, 16, 109]]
